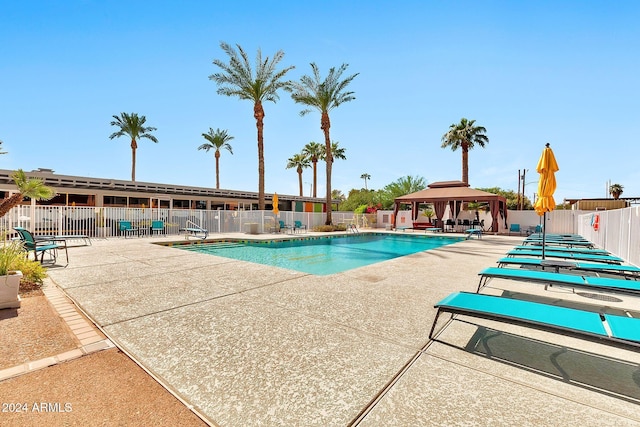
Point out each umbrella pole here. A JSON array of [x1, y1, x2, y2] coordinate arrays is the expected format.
[[542, 212, 546, 259]]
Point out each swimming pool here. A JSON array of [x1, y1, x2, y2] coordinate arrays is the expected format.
[[169, 233, 462, 275]]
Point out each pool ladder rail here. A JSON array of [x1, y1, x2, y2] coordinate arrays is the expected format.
[[347, 224, 360, 233]]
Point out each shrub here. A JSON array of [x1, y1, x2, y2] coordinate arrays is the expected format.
[[312, 224, 347, 232], [12, 256, 47, 289]]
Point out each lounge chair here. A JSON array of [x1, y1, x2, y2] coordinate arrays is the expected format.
[[429, 292, 640, 347], [477, 266, 640, 295], [522, 238, 595, 248], [496, 257, 640, 279], [464, 228, 482, 239], [293, 220, 307, 233], [14, 227, 68, 265], [511, 245, 609, 255], [179, 220, 208, 239], [150, 220, 165, 236], [505, 249, 623, 264], [118, 220, 139, 238]]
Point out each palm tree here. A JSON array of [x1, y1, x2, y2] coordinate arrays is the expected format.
[[288, 63, 358, 225], [609, 183, 624, 200], [210, 42, 294, 210], [0, 140, 7, 155], [302, 141, 324, 197], [360, 173, 371, 190], [286, 153, 311, 196], [0, 170, 55, 218], [109, 112, 158, 181], [198, 128, 234, 189], [441, 118, 488, 185]]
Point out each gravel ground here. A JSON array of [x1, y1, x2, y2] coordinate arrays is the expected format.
[[0, 292, 208, 426]]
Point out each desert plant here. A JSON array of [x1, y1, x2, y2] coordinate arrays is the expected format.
[[0, 240, 25, 276], [12, 255, 47, 285]]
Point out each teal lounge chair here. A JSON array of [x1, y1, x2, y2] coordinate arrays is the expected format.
[[511, 245, 609, 255], [429, 292, 640, 347], [496, 257, 640, 279], [14, 227, 68, 265], [522, 238, 595, 248], [506, 249, 623, 264], [477, 267, 640, 295]]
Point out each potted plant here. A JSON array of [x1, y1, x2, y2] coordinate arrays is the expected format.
[[0, 240, 25, 309]]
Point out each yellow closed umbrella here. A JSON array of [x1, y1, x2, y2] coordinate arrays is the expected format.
[[272, 193, 279, 216], [533, 143, 559, 258]]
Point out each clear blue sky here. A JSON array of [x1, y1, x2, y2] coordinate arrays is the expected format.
[[2, 1, 639, 204]]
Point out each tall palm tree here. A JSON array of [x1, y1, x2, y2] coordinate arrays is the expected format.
[[288, 63, 358, 225], [0, 170, 55, 218], [360, 173, 371, 190], [210, 42, 294, 210], [198, 128, 234, 189], [441, 118, 488, 185], [286, 153, 311, 197], [302, 141, 324, 197], [609, 183, 624, 199], [109, 112, 158, 181]]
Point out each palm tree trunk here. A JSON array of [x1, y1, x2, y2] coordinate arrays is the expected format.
[[131, 138, 138, 181], [462, 143, 469, 185], [0, 193, 24, 218], [297, 167, 303, 196], [215, 151, 221, 189], [312, 159, 318, 198], [254, 102, 266, 210], [321, 112, 332, 225]]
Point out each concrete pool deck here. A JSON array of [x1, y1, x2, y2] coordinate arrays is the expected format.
[[46, 231, 640, 426]]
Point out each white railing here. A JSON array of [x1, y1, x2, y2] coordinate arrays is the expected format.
[[0, 206, 357, 238]]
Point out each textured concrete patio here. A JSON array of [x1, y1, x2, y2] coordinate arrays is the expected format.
[[46, 232, 640, 426]]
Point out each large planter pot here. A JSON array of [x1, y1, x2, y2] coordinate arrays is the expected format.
[[0, 271, 22, 309]]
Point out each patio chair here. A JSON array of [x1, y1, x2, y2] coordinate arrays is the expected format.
[[279, 220, 292, 233], [14, 226, 68, 265], [150, 220, 165, 236], [444, 219, 455, 232], [508, 223, 522, 235], [118, 220, 139, 238], [429, 292, 640, 347], [293, 220, 307, 233]]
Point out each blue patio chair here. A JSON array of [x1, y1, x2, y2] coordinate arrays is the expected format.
[[118, 220, 139, 238], [279, 220, 291, 233], [508, 223, 522, 235], [14, 226, 68, 265], [294, 220, 307, 233], [150, 220, 165, 236]]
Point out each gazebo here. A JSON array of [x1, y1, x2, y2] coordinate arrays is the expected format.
[[392, 180, 508, 232]]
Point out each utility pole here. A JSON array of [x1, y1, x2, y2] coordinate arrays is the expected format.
[[521, 169, 527, 210], [517, 169, 521, 210]]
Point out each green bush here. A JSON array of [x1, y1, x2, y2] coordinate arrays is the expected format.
[[312, 224, 347, 232], [11, 256, 47, 286]]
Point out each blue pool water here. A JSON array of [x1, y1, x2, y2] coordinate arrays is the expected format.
[[172, 233, 462, 275]]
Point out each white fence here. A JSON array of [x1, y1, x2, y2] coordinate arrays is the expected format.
[[578, 206, 640, 267], [0, 206, 356, 238]]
